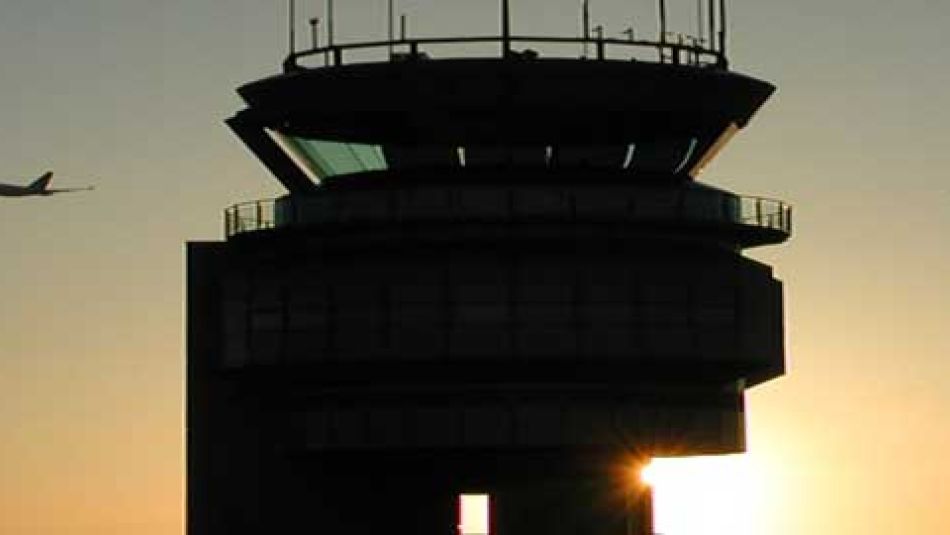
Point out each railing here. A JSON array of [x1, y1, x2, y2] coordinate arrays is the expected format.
[[283, 34, 727, 72], [737, 195, 793, 233], [225, 199, 277, 237], [224, 187, 790, 240]]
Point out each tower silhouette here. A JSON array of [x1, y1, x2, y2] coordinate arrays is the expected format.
[[188, 2, 790, 533]]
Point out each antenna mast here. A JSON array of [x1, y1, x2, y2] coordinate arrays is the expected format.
[[502, 0, 511, 58], [288, 0, 296, 56], [582, 0, 591, 57], [327, 0, 335, 49], [658, 0, 667, 44], [309, 17, 320, 50], [696, 0, 704, 43], [388, 0, 395, 55], [719, 0, 727, 55]]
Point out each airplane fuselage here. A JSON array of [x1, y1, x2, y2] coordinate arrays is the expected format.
[[0, 172, 92, 197], [0, 184, 37, 197]]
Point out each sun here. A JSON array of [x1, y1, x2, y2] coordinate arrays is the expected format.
[[457, 456, 770, 535], [640, 454, 768, 535], [640, 461, 660, 487]]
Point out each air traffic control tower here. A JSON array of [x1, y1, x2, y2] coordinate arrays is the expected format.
[[188, 1, 791, 533]]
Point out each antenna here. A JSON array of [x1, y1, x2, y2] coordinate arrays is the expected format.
[[582, 0, 591, 57], [658, 0, 667, 44], [288, 0, 297, 56], [719, 0, 727, 56], [309, 17, 320, 50], [327, 0, 335, 49], [388, 0, 395, 55], [502, 0, 512, 58], [708, 0, 715, 50], [696, 0, 704, 44], [400, 13, 407, 41]]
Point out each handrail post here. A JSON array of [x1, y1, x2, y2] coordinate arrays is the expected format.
[[309, 17, 320, 50], [594, 26, 605, 60]]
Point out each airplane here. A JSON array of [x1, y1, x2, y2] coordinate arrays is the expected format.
[[0, 172, 94, 197]]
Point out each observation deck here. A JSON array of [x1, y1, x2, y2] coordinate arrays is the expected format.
[[225, 178, 791, 247]]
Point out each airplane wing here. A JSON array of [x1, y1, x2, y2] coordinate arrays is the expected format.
[[46, 186, 96, 194]]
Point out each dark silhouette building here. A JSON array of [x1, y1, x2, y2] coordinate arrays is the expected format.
[[188, 3, 790, 533]]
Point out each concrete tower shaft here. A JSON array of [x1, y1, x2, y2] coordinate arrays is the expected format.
[[189, 10, 790, 535]]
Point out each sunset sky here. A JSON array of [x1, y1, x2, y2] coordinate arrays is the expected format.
[[0, 1, 947, 534]]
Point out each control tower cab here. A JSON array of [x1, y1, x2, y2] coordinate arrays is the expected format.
[[188, 2, 790, 534]]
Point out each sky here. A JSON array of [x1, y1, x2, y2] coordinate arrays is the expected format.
[[0, 1, 947, 533]]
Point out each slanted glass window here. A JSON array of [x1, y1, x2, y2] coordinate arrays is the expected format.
[[295, 138, 387, 177], [265, 129, 729, 182], [298, 138, 348, 176], [267, 130, 388, 181]]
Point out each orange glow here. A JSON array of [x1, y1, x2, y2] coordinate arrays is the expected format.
[[641, 455, 768, 535], [640, 461, 659, 487]]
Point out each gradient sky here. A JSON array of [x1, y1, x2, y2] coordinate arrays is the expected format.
[[0, 1, 947, 534]]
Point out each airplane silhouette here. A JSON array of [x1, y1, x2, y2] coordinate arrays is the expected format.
[[0, 172, 94, 197]]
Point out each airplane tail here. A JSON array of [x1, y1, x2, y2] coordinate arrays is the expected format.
[[28, 172, 53, 192]]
